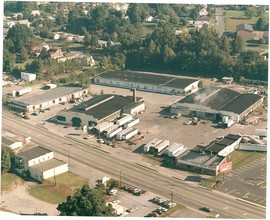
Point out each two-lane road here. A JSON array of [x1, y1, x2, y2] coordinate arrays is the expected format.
[[2, 111, 266, 218]]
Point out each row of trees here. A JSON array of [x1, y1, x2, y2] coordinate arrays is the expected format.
[[123, 24, 267, 81]]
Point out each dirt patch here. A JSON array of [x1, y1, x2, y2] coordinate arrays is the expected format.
[[1, 183, 59, 215]]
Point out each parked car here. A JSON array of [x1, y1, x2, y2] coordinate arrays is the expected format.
[[109, 189, 118, 195], [97, 138, 105, 144], [31, 112, 39, 116], [127, 206, 138, 213], [164, 202, 177, 208], [200, 207, 213, 212], [111, 200, 120, 205]]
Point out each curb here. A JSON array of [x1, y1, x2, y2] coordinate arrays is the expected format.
[[236, 197, 266, 209], [197, 184, 212, 191], [135, 163, 159, 172], [65, 135, 110, 154], [172, 176, 184, 181]]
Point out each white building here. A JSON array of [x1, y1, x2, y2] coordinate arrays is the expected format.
[[8, 86, 88, 113], [94, 70, 199, 95], [21, 72, 37, 82], [2, 136, 23, 150], [15, 146, 68, 182]]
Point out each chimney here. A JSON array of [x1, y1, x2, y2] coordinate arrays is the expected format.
[[133, 88, 137, 102]]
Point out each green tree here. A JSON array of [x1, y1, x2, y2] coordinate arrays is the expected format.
[[57, 185, 115, 216], [3, 48, 16, 72], [232, 36, 244, 54], [127, 3, 149, 24], [1, 145, 14, 174], [256, 15, 269, 31], [78, 72, 91, 88], [244, 7, 255, 19], [25, 59, 42, 73]]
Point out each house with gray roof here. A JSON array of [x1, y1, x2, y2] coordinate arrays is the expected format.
[[236, 23, 254, 41]]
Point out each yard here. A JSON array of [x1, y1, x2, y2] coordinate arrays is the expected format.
[[1, 173, 24, 192], [28, 172, 88, 204]]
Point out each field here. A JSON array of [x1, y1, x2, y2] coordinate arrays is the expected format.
[[28, 172, 88, 204], [223, 10, 259, 32]]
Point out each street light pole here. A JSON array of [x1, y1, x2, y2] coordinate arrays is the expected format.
[[171, 185, 174, 203], [119, 170, 122, 188]]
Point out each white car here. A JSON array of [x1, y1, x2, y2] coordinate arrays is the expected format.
[[127, 206, 138, 213], [97, 138, 105, 144], [111, 200, 120, 205], [109, 189, 118, 195]]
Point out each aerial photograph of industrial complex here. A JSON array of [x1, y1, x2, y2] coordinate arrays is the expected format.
[[0, 1, 268, 218]]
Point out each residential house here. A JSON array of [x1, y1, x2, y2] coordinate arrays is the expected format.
[[199, 8, 208, 16], [14, 146, 68, 182], [49, 48, 63, 59], [51, 32, 61, 40], [236, 23, 254, 41], [146, 16, 154, 22], [194, 16, 209, 30], [2, 136, 23, 150], [5, 20, 31, 28], [253, 31, 269, 43], [12, 13, 23, 19], [21, 72, 37, 82], [31, 10, 41, 16], [98, 40, 108, 48]]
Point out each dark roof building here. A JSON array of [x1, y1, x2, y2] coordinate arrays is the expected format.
[[236, 23, 253, 32], [57, 94, 145, 127], [94, 70, 199, 95], [171, 87, 263, 123], [16, 146, 52, 161]]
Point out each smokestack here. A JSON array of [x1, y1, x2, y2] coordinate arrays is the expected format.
[[133, 88, 136, 102]]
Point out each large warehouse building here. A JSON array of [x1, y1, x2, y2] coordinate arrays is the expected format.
[[56, 93, 145, 127], [171, 87, 263, 123], [8, 86, 88, 113], [93, 70, 199, 95]]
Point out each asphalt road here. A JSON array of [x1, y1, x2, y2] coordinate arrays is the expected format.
[[216, 7, 225, 36], [2, 111, 266, 219]]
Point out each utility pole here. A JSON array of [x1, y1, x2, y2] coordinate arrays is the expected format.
[[200, 160, 203, 185], [119, 170, 122, 188], [171, 185, 174, 203]]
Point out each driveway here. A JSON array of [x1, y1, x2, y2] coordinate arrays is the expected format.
[[216, 7, 225, 36]]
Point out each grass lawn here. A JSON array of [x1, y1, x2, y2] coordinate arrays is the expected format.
[[202, 150, 266, 189], [14, 58, 34, 69], [223, 10, 258, 31], [1, 173, 24, 192], [28, 172, 88, 204]]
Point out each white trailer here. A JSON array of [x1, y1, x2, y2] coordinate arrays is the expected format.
[[116, 114, 133, 126], [107, 127, 123, 139], [116, 127, 133, 140], [166, 143, 184, 157], [255, 129, 267, 137], [123, 118, 139, 128], [16, 87, 32, 96], [144, 138, 163, 152], [104, 124, 119, 134], [123, 128, 138, 140], [225, 119, 234, 128], [154, 140, 169, 154], [95, 122, 114, 133]]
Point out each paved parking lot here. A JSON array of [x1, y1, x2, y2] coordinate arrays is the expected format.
[[218, 155, 266, 207]]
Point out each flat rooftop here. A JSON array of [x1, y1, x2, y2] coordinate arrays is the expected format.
[[177, 149, 225, 168], [13, 86, 85, 106], [96, 70, 198, 89], [30, 158, 67, 171], [179, 87, 262, 113], [70, 94, 143, 120], [17, 146, 52, 160]]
